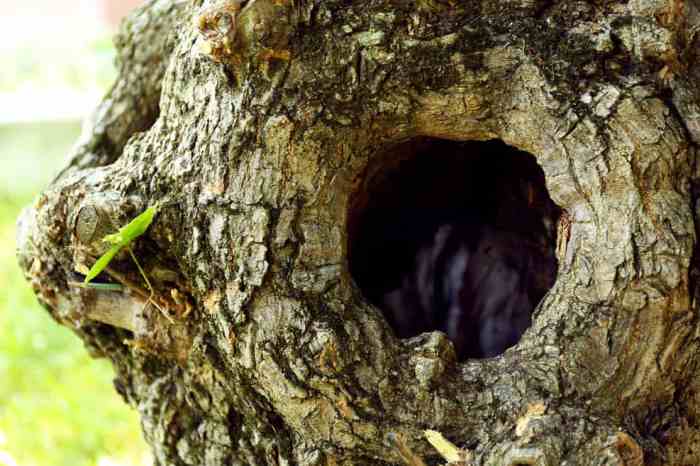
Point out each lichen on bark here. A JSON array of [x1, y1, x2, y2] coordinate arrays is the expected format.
[[16, 0, 700, 464]]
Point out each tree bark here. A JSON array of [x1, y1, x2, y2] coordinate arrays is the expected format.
[[16, 0, 700, 464]]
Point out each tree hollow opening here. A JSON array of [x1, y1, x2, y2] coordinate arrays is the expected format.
[[348, 138, 561, 360]]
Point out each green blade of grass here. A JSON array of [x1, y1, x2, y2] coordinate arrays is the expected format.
[[69, 281, 124, 291]]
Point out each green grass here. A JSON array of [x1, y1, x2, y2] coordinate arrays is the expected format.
[[0, 122, 150, 466]]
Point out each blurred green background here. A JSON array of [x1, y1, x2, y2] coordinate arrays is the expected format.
[[0, 2, 151, 466]]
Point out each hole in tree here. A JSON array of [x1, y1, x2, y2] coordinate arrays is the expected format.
[[348, 138, 561, 360]]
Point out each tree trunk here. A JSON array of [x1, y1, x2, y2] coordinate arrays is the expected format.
[[16, 0, 700, 464]]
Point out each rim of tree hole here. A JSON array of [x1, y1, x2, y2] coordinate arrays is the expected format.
[[348, 138, 561, 361]]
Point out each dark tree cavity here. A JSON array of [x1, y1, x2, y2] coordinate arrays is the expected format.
[[349, 139, 560, 360], [15, 0, 700, 465]]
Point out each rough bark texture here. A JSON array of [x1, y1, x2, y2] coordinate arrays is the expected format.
[[16, 0, 700, 464]]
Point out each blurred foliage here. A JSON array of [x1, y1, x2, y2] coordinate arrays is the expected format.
[[0, 123, 151, 465], [0, 36, 117, 94]]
